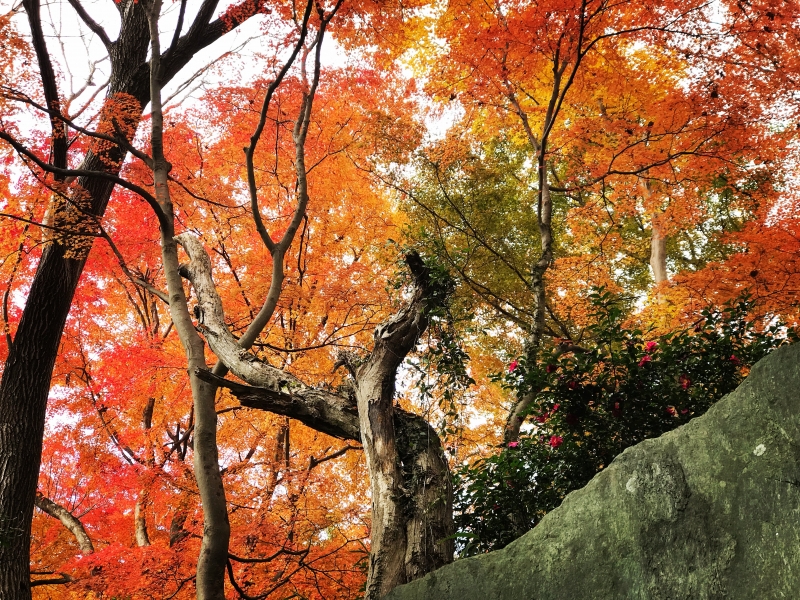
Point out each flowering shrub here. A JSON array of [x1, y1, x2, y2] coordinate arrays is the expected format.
[[453, 290, 796, 556]]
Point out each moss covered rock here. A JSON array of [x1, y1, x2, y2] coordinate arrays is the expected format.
[[387, 343, 800, 600]]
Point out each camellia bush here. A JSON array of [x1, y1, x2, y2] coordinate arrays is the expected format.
[[454, 290, 797, 556]]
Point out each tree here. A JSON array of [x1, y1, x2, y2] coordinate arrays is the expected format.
[[3, 1, 452, 597], [453, 292, 796, 554], [0, 1, 285, 594], [396, 0, 799, 445], [0, 1, 438, 597]]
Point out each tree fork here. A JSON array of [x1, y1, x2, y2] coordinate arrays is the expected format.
[[180, 236, 454, 597]]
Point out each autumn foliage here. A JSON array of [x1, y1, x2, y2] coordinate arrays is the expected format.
[[1, 0, 800, 598]]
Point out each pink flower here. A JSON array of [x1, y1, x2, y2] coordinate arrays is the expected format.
[[549, 435, 564, 448], [645, 341, 658, 353], [552, 403, 560, 412], [730, 355, 740, 365], [507, 441, 519, 448], [680, 409, 689, 415], [509, 360, 519, 372], [638, 355, 652, 367]]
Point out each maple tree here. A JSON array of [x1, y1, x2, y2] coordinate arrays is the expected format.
[[393, 0, 800, 450], [3, 2, 435, 597], [3, 0, 800, 598]]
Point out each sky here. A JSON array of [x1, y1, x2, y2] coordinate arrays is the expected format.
[[4, 0, 349, 119]]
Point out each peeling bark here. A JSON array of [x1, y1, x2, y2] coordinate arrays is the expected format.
[[181, 236, 454, 598]]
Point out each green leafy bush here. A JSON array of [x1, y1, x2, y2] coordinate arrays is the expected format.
[[453, 290, 796, 556]]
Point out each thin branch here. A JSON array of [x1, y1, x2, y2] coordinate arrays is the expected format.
[[66, 0, 113, 47], [30, 573, 74, 587], [0, 130, 170, 230], [98, 226, 169, 303], [246, 0, 315, 253]]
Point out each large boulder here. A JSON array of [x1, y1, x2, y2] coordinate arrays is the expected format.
[[387, 343, 800, 600]]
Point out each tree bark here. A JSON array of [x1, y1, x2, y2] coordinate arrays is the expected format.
[[650, 222, 668, 284], [144, 2, 229, 596], [640, 179, 668, 284], [180, 235, 454, 598], [0, 3, 269, 597], [34, 493, 94, 554], [135, 397, 156, 547]]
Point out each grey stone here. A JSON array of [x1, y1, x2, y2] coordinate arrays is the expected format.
[[387, 342, 800, 600]]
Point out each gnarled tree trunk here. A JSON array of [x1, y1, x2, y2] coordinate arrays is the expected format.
[[180, 235, 454, 599]]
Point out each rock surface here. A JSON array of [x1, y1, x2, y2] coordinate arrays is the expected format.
[[387, 343, 800, 600]]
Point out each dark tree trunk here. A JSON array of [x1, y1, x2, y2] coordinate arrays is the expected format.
[[0, 2, 266, 595]]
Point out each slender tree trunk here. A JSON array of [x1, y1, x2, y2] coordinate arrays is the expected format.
[[0, 2, 261, 595], [144, 2, 229, 595], [34, 493, 94, 554], [639, 179, 668, 284], [135, 397, 156, 547], [650, 221, 668, 284]]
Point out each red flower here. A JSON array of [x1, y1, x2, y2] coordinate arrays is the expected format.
[[730, 355, 740, 365], [509, 360, 519, 372], [568, 380, 578, 390], [546, 364, 557, 373], [666, 406, 676, 416], [549, 435, 564, 448], [535, 414, 547, 423], [645, 341, 658, 353], [679, 374, 691, 390], [638, 355, 652, 367], [507, 441, 519, 448], [552, 403, 560, 412], [612, 401, 622, 418], [680, 409, 689, 415]]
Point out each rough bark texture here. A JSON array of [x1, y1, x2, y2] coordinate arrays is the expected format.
[[180, 235, 454, 598], [388, 344, 800, 600], [353, 251, 443, 599], [0, 2, 264, 596], [34, 493, 94, 554]]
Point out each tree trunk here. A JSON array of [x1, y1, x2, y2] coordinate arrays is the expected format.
[[180, 236, 454, 598], [650, 221, 668, 284], [0, 3, 267, 596], [640, 179, 668, 284], [135, 397, 156, 547]]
